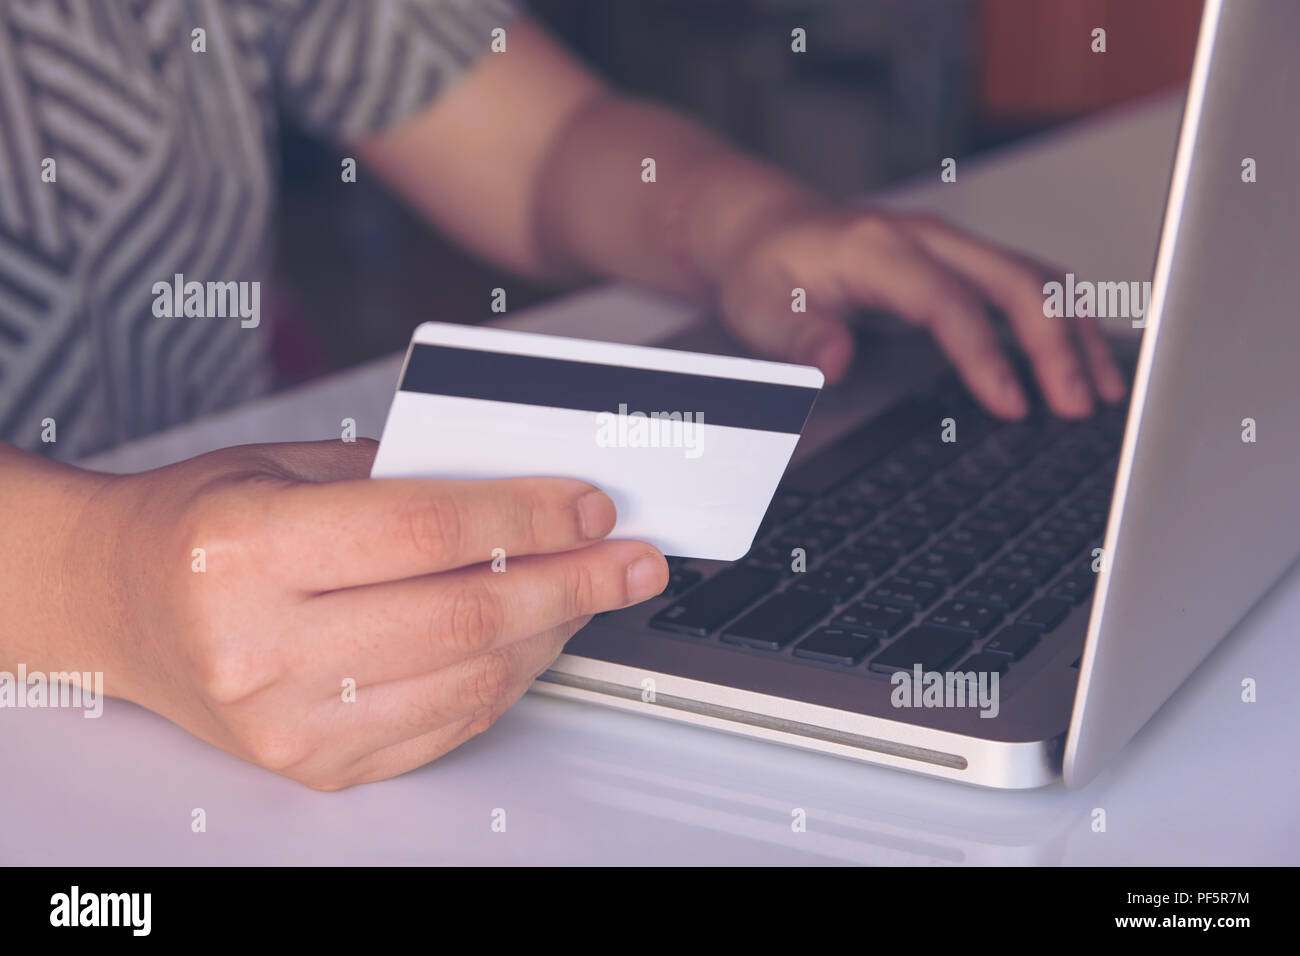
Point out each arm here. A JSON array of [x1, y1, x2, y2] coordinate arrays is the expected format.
[[354, 18, 1126, 418]]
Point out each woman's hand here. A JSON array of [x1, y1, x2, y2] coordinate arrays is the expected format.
[[66, 439, 667, 790], [710, 206, 1128, 419]]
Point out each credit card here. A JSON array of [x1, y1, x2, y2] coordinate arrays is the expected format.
[[371, 322, 823, 560]]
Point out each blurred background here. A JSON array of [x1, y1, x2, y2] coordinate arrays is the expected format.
[[270, 0, 1200, 386]]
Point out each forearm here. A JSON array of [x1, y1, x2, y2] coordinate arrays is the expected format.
[[0, 443, 119, 677], [354, 19, 827, 295], [532, 95, 830, 298]]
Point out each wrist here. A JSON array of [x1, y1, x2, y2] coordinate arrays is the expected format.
[[54, 467, 151, 702], [0, 447, 126, 685], [669, 154, 831, 291]]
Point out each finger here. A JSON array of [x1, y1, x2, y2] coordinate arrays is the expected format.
[[296, 619, 582, 789], [903, 217, 1099, 417], [337, 710, 499, 788], [1069, 314, 1128, 403], [339, 692, 523, 788], [341, 616, 588, 758], [837, 225, 1029, 418], [267, 475, 619, 591], [302, 539, 667, 684]]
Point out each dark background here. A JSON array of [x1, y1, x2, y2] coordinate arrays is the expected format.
[[269, 0, 1200, 386]]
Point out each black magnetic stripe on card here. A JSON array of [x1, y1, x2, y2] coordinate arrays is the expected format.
[[399, 343, 820, 434]]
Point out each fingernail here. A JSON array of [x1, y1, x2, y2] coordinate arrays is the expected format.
[[577, 490, 616, 539], [626, 553, 668, 603]]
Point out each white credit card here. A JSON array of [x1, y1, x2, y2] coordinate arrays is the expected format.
[[371, 322, 823, 561]]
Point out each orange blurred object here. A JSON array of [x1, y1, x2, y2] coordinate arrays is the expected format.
[[977, 0, 1201, 124]]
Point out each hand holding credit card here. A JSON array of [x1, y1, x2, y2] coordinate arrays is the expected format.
[[372, 322, 824, 560]]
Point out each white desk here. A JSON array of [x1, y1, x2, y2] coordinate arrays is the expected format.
[[4, 93, 1297, 865]]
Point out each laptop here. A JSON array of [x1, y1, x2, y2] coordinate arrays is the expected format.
[[532, 0, 1300, 789]]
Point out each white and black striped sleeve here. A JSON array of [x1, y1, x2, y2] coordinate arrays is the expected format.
[[269, 0, 524, 142]]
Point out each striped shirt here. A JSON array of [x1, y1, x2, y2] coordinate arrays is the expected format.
[[0, 0, 520, 459]]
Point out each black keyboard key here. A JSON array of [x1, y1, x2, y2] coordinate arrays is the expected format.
[[926, 600, 1001, 638], [1019, 468, 1073, 496], [955, 573, 1032, 611], [962, 447, 1014, 476], [722, 590, 833, 650], [963, 507, 1029, 538], [1024, 526, 1085, 557], [795, 628, 878, 665], [815, 554, 867, 576], [840, 480, 905, 510], [990, 551, 1059, 586], [650, 566, 778, 636], [1036, 416, 1082, 445], [743, 545, 792, 573], [794, 566, 871, 602], [869, 575, 943, 611], [894, 499, 957, 533], [859, 522, 927, 554], [989, 421, 1042, 451], [773, 521, 842, 549], [1049, 571, 1096, 605], [803, 502, 876, 530], [988, 488, 1053, 517], [664, 568, 702, 597], [1052, 504, 1093, 525], [1019, 539, 1075, 565], [957, 652, 1010, 676], [903, 549, 975, 584], [1019, 597, 1072, 631], [1044, 450, 1097, 479], [1042, 515, 1094, 540], [935, 527, 1003, 560], [836, 545, 900, 575], [984, 623, 1041, 659], [923, 480, 983, 509], [867, 457, 930, 489], [833, 599, 911, 638], [869, 626, 971, 674], [896, 438, 964, 471], [947, 463, 1004, 492]]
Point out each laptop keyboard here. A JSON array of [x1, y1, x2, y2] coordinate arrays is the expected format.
[[648, 376, 1128, 679]]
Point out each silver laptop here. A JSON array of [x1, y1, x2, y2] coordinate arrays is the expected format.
[[533, 0, 1300, 789]]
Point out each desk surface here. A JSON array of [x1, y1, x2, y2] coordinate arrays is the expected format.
[[4, 93, 1297, 865]]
